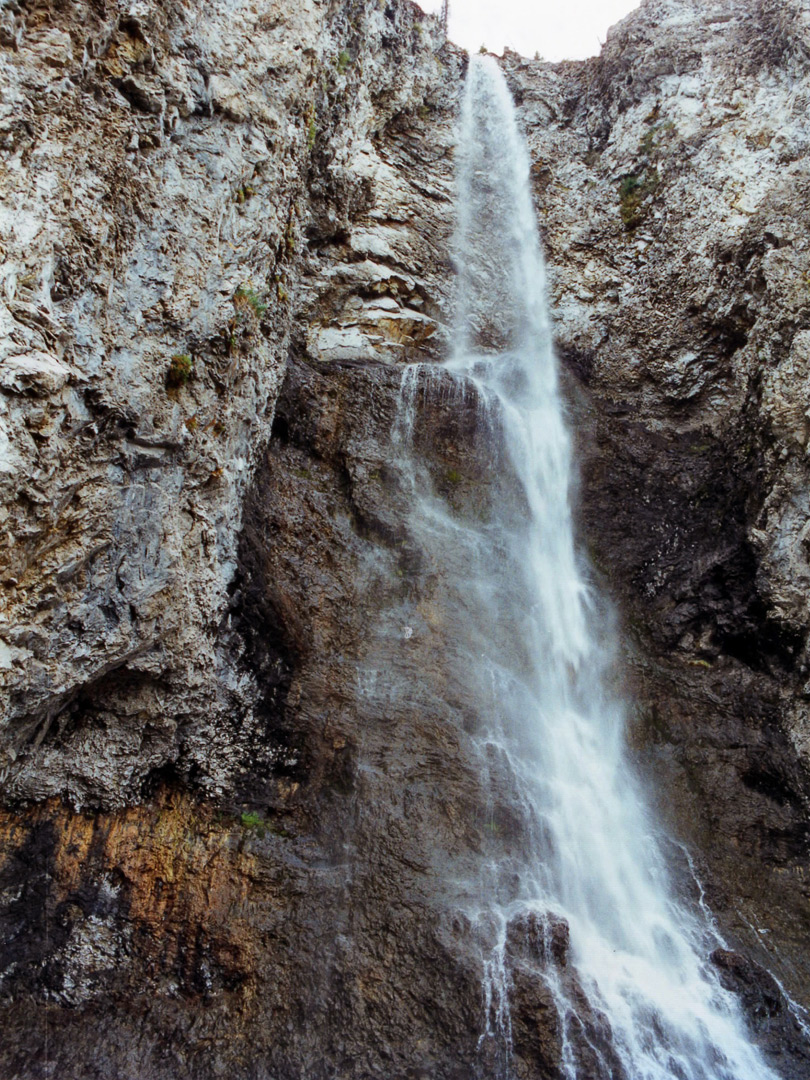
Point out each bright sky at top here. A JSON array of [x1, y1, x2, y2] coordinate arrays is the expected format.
[[419, 0, 642, 62]]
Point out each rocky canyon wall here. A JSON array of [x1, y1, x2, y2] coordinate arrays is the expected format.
[[2, 0, 810, 1077]]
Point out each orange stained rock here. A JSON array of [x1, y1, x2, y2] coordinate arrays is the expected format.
[[0, 789, 273, 986]]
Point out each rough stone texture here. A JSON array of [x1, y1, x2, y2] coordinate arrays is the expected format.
[[3, 0, 810, 1076], [710, 948, 810, 1075], [0, 0, 447, 809]]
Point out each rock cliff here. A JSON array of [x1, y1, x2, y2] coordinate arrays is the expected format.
[[2, 0, 810, 1076]]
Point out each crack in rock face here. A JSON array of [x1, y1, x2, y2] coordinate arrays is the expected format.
[[2, 0, 810, 1076]]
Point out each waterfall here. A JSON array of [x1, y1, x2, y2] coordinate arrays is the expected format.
[[395, 55, 780, 1079]]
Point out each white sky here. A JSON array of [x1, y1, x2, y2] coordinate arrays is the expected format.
[[420, 0, 642, 62]]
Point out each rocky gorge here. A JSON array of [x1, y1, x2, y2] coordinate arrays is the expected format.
[[2, 0, 810, 1076]]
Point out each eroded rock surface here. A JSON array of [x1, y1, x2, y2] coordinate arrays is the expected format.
[[0, 0, 448, 809], [3, 0, 810, 1076]]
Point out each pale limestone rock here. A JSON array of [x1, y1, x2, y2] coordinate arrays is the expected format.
[[761, 331, 810, 451], [29, 27, 73, 68], [0, 0, 447, 806], [0, 351, 74, 395]]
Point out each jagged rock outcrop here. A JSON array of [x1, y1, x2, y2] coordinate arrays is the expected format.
[[2, 0, 810, 1076], [0, 0, 447, 808]]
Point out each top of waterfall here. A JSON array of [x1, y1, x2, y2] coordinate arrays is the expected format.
[[451, 55, 553, 364], [419, 0, 642, 62]]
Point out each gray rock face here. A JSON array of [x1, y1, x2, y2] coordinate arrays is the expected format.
[[2, 0, 810, 1076], [0, 0, 447, 808]]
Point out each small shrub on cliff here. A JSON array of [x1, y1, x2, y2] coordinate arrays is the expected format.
[[638, 120, 675, 159], [336, 50, 350, 73], [638, 128, 656, 158], [303, 101, 317, 150], [283, 214, 297, 256], [166, 353, 193, 388], [234, 284, 267, 319], [618, 170, 659, 230], [619, 174, 641, 225]]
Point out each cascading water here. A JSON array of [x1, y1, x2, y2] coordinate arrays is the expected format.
[[392, 55, 782, 1079]]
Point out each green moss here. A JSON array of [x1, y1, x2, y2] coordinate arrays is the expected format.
[[240, 810, 293, 839], [336, 50, 351, 73], [166, 353, 193, 388], [445, 467, 462, 485]]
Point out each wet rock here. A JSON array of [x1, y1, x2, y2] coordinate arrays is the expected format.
[[711, 948, 810, 1077], [506, 910, 570, 970], [504, 912, 626, 1080]]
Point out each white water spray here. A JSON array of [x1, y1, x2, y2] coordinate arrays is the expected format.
[[398, 55, 780, 1079]]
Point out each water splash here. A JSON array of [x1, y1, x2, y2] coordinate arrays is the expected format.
[[397, 55, 780, 1079]]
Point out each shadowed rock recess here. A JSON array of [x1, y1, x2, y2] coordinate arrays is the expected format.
[[2, 0, 810, 1076]]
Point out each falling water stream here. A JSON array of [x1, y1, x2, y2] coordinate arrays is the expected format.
[[393, 56, 780, 1079]]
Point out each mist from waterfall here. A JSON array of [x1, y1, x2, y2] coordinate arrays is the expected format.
[[397, 55, 779, 1079]]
